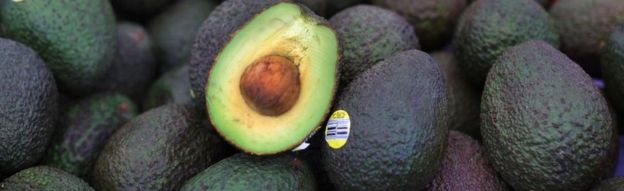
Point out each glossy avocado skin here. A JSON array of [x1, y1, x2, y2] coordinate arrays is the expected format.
[[181, 153, 316, 191], [592, 176, 624, 191], [454, 0, 559, 86], [322, 50, 448, 190], [44, 93, 138, 179], [482, 40, 614, 191], [92, 104, 226, 191], [0, 38, 58, 176], [602, 25, 624, 121], [330, 5, 419, 90], [144, 65, 194, 110], [0, 0, 116, 95], [0, 166, 94, 191], [427, 131, 507, 191]]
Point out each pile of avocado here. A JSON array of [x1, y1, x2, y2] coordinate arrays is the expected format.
[[2, 0, 624, 190]]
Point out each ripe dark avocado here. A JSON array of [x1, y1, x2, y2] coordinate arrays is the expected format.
[[322, 50, 448, 190], [481, 40, 615, 191], [144, 65, 193, 110], [0, 38, 58, 176], [592, 177, 624, 191], [190, 0, 339, 154], [372, 0, 467, 50], [96, 22, 157, 102], [550, 0, 624, 76], [0, 0, 116, 95], [110, 0, 173, 18], [432, 51, 481, 138], [180, 153, 316, 191], [427, 131, 507, 191], [330, 5, 419, 89], [44, 93, 138, 179], [148, 0, 217, 73], [454, 0, 559, 85], [0, 166, 93, 191], [602, 25, 624, 119], [92, 104, 226, 191]]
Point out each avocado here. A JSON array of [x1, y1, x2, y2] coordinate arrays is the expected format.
[[0, 38, 58, 176], [0, 0, 116, 95], [432, 51, 481, 138], [144, 65, 193, 110], [602, 25, 624, 120], [372, 0, 467, 50], [427, 130, 507, 191], [0, 166, 93, 191], [180, 153, 316, 191], [44, 93, 138, 179], [92, 104, 226, 190], [481, 40, 615, 190], [550, 0, 624, 76], [454, 0, 559, 85], [330, 5, 419, 89], [96, 22, 157, 102], [148, 0, 217, 73], [110, 0, 173, 18], [593, 177, 624, 191], [322, 50, 448, 190], [190, 0, 339, 155]]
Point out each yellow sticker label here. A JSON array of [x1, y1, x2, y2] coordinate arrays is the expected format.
[[325, 110, 351, 149]]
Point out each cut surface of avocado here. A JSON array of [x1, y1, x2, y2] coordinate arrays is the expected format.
[[206, 3, 339, 155]]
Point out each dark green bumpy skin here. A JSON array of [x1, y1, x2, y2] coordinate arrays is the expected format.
[[96, 22, 157, 102], [602, 25, 624, 117], [144, 65, 193, 110], [481, 40, 614, 191], [454, 0, 559, 86], [592, 176, 624, 191], [92, 104, 226, 191], [181, 154, 316, 191], [0, 38, 58, 176], [0, 166, 93, 191], [330, 5, 419, 90], [44, 93, 138, 179], [0, 0, 116, 95], [427, 131, 507, 191], [148, 0, 217, 73], [322, 50, 448, 190]]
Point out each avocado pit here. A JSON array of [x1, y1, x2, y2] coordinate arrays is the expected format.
[[240, 55, 301, 116]]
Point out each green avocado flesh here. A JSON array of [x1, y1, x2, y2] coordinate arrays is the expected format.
[[206, 3, 338, 154]]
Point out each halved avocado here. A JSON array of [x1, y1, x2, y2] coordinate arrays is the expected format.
[[196, 1, 339, 155]]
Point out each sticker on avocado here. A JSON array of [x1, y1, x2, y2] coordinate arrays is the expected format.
[[325, 110, 351, 149]]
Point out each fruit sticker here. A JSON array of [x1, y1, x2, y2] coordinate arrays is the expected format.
[[325, 110, 351, 149]]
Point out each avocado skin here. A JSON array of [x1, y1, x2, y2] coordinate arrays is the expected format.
[[44, 93, 138, 179], [0, 166, 93, 191], [148, 0, 217, 73], [427, 130, 507, 191], [0, 38, 58, 176], [144, 65, 193, 110], [110, 0, 173, 17], [482, 40, 614, 191], [190, 0, 329, 109], [330, 5, 419, 90], [551, 0, 624, 77], [96, 22, 157, 102], [602, 25, 624, 121], [372, 0, 467, 50], [180, 153, 316, 191], [592, 177, 624, 191], [0, 0, 116, 95], [454, 0, 559, 86], [92, 104, 226, 191], [432, 51, 481, 138], [322, 50, 448, 190]]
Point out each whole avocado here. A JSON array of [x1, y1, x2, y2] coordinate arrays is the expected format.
[[0, 166, 93, 191], [481, 40, 615, 191], [0, 0, 116, 95], [322, 50, 448, 190], [0, 38, 58, 176], [454, 0, 559, 85], [44, 93, 138, 179], [92, 104, 226, 191], [180, 153, 316, 191]]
